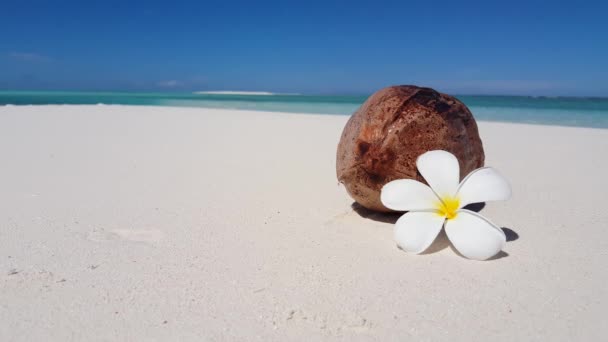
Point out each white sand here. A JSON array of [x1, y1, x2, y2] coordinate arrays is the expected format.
[[1, 105, 607, 341]]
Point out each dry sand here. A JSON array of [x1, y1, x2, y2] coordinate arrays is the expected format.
[[1, 105, 607, 341]]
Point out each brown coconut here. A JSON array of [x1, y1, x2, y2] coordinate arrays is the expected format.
[[336, 85, 485, 212]]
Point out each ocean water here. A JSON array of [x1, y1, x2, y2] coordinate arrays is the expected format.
[[1, 91, 608, 129]]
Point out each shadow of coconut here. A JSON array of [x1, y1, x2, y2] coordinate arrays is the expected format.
[[351, 202, 401, 224]]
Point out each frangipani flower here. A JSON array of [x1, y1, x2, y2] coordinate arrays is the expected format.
[[380, 150, 511, 260]]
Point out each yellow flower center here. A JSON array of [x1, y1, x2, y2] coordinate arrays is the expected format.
[[436, 196, 460, 220]]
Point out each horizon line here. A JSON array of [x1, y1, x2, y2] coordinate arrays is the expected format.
[[1, 89, 607, 99]]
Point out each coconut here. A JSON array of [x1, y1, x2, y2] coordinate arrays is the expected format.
[[336, 85, 485, 212]]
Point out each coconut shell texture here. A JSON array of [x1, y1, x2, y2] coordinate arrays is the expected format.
[[336, 85, 485, 212]]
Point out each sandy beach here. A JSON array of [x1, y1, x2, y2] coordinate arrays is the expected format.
[[1, 105, 607, 341]]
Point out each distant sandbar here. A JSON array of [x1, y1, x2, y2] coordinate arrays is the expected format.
[[194, 91, 299, 95]]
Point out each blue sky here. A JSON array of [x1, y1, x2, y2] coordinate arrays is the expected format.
[[1, 0, 607, 96]]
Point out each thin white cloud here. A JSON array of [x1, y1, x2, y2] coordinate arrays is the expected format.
[[8, 52, 50, 62], [426, 79, 566, 95], [156, 80, 183, 88]]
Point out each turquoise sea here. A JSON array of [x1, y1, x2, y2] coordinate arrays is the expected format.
[[1, 91, 608, 129]]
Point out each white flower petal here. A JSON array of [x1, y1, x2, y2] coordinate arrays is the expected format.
[[381, 179, 439, 211], [457, 167, 511, 208], [394, 211, 446, 254], [416, 150, 460, 198], [444, 209, 506, 260]]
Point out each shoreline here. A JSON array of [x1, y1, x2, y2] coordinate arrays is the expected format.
[[2, 103, 608, 131]]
